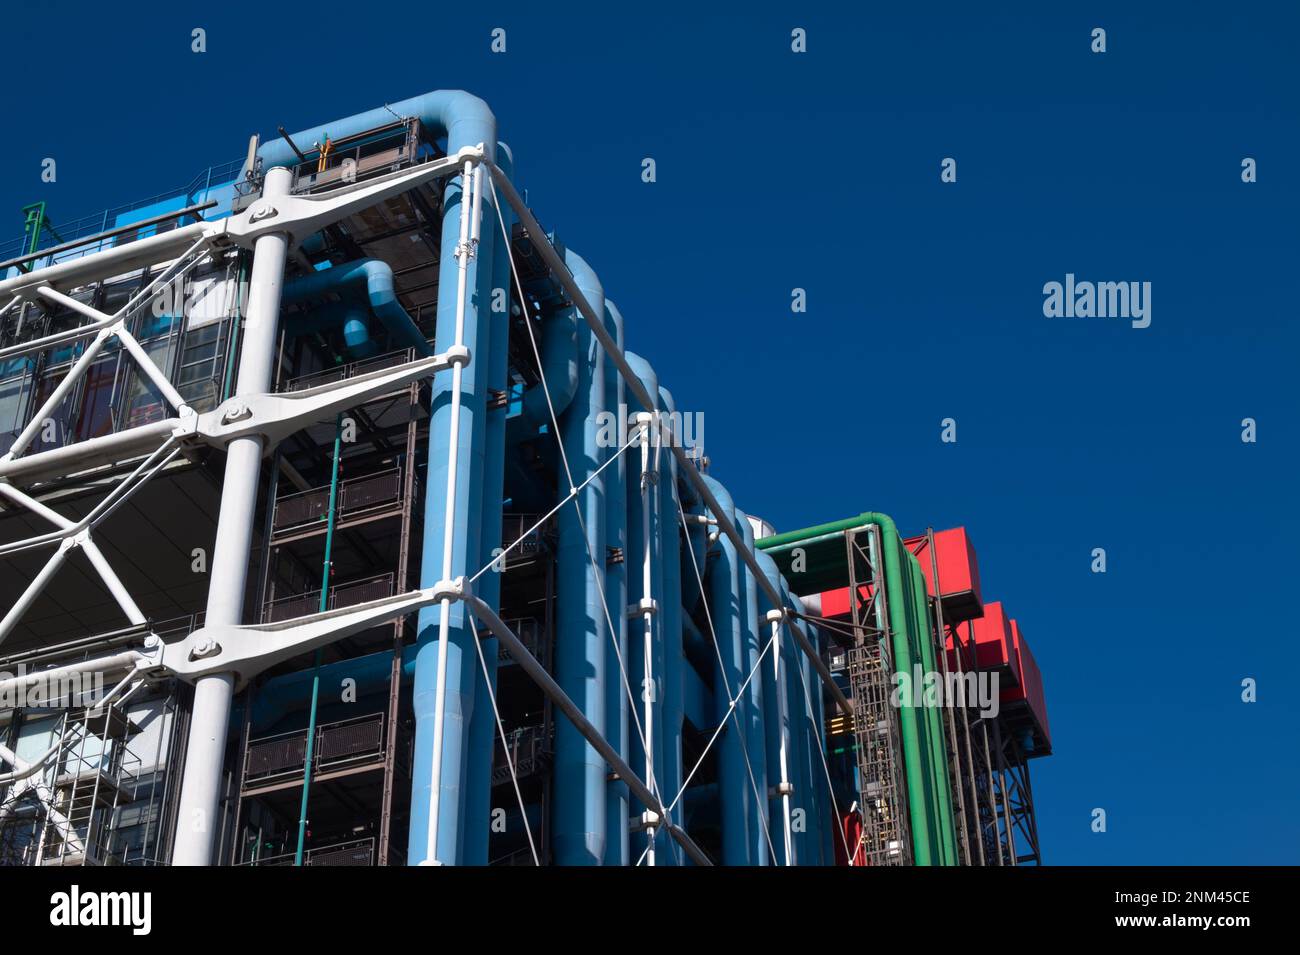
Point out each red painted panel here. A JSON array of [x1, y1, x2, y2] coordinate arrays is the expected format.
[[1001, 619, 1051, 753], [904, 527, 983, 622], [815, 583, 876, 621], [945, 600, 1019, 688]]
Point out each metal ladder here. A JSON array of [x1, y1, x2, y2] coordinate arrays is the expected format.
[[844, 526, 911, 866]]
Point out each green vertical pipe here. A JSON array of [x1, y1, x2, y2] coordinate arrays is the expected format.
[[757, 512, 960, 865], [878, 527, 936, 866], [902, 553, 944, 862], [907, 553, 958, 865], [294, 413, 344, 866]]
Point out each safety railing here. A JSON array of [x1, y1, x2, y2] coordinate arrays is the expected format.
[[261, 572, 396, 624], [278, 345, 420, 393], [500, 513, 549, 562], [271, 466, 408, 535], [241, 836, 375, 867], [497, 617, 542, 665], [491, 723, 553, 786], [242, 712, 386, 788]]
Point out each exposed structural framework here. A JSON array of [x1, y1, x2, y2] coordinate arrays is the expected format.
[[0, 91, 1050, 866]]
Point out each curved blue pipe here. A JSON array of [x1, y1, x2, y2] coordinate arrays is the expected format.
[[463, 142, 515, 865], [552, 248, 607, 864], [250, 646, 417, 731], [701, 475, 751, 864], [681, 500, 709, 613], [282, 259, 432, 356], [623, 351, 662, 860], [285, 301, 377, 358], [657, 386, 685, 864], [756, 550, 792, 864], [785, 590, 828, 864], [601, 301, 629, 866], [259, 89, 497, 171], [521, 310, 578, 424], [735, 510, 771, 865], [779, 580, 811, 865], [408, 93, 498, 866]]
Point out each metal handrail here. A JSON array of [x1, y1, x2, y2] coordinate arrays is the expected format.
[[272, 466, 407, 533], [243, 712, 386, 785], [278, 345, 418, 393]]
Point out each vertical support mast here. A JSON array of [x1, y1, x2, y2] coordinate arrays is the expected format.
[[768, 609, 794, 864], [636, 411, 658, 865], [171, 167, 293, 866]]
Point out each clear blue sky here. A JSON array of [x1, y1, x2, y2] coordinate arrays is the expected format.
[[3, 1, 1295, 864]]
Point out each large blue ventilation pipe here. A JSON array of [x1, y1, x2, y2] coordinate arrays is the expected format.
[[601, 301, 629, 866], [701, 475, 752, 864], [552, 249, 607, 864], [462, 142, 515, 865], [735, 510, 771, 865], [281, 258, 432, 356], [656, 385, 686, 863], [258, 90, 496, 174], [756, 549, 793, 864]]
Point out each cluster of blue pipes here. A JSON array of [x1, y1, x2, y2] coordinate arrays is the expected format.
[[253, 91, 833, 865]]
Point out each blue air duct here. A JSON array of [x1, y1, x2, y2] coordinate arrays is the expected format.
[[778, 579, 813, 865], [250, 646, 417, 731], [521, 307, 578, 424], [657, 385, 685, 863], [702, 475, 752, 864], [258, 90, 496, 175], [283, 301, 377, 357], [552, 249, 607, 864], [282, 258, 432, 356], [786, 590, 828, 864], [602, 301, 629, 866], [462, 142, 515, 865], [755, 548, 792, 864], [624, 351, 663, 862], [735, 510, 770, 865]]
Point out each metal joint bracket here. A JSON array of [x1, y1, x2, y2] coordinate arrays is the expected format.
[[630, 809, 661, 833], [627, 597, 658, 618], [765, 609, 786, 624], [192, 350, 459, 448], [221, 146, 483, 250], [771, 782, 795, 797], [161, 584, 457, 685]]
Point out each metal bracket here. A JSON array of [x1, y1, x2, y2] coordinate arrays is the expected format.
[[626, 597, 658, 619], [158, 578, 466, 686], [181, 347, 465, 448], [218, 146, 483, 250], [630, 809, 662, 833]]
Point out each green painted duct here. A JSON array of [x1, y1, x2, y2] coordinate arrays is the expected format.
[[757, 512, 959, 866]]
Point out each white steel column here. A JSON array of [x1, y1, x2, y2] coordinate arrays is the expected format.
[[171, 167, 293, 866], [636, 411, 658, 865], [425, 160, 481, 864], [770, 611, 793, 864]]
